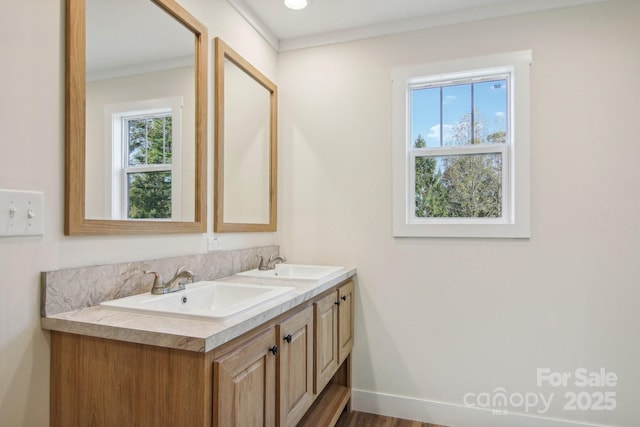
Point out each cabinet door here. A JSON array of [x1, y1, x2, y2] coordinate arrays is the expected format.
[[277, 306, 314, 427], [338, 281, 354, 364], [314, 291, 338, 394], [214, 328, 277, 427]]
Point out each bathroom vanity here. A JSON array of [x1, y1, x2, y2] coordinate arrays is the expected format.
[[42, 256, 355, 427]]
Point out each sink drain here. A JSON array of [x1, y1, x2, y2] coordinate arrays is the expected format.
[[181, 296, 188, 304]]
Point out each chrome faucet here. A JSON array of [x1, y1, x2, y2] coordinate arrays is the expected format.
[[145, 266, 194, 295], [256, 253, 287, 270], [268, 253, 286, 269]]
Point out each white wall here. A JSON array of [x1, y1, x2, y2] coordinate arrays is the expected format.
[[278, 1, 640, 426], [0, 0, 277, 425]]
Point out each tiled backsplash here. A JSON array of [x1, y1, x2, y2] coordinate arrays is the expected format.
[[41, 246, 279, 317]]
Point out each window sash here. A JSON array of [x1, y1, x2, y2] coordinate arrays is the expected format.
[[123, 164, 173, 207], [409, 73, 511, 149], [408, 66, 513, 88], [124, 169, 173, 220], [409, 142, 506, 157], [123, 163, 172, 174], [123, 114, 172, 167], [408, 143, 510, 224]]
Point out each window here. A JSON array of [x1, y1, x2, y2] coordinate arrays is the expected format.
[[105, 97, 183, 220], [124, 112, 173, 219], [392, 51, 531, 238]]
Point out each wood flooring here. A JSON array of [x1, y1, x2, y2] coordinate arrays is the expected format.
[[335, 410, 449, 427]]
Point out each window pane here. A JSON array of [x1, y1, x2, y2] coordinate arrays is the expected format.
[[127, 171, 172, 219], [415, 153, 502, 218], [146, 116, 172, 165], [126, 115, 173, 166], [443, 84, 472, 145], [127, 119, 147, 166], [411, 87, 441, 148], [474, 80, 507, 144]]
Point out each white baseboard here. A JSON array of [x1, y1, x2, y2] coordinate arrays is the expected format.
[[351, 389, 611, 427]]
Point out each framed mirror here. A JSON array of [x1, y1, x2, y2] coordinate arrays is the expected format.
[[214, 38, 277, 232], [65, 0, 207, 235]]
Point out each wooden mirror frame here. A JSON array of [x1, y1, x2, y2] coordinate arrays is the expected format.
[[214, 38, 277, 232], [65, 0, 207, 235]]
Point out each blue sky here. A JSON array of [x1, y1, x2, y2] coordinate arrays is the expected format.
[[411, 79, 507, 148]]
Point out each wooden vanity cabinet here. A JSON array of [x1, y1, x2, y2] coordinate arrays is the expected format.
[[49, 280, 354, 427], [213, 306, 314, 427], [50, 332, 215, 427], [314, 280, 354, 394], [296, 280, 354, 427]]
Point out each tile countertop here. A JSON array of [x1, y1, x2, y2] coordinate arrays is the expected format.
[[41, 267, 356, 353]]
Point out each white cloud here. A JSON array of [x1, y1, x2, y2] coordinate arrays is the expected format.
[[427, 124, 454, 142], [427, 125, 439, 140]]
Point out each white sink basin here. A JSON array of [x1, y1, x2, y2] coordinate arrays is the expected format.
[[100, 281, 294, 320], [237, 264, 344, 280]]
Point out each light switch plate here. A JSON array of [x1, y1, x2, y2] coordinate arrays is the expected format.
[[0, 189, 44, 237]]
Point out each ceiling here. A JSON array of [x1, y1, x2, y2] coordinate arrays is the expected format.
[[226, 0, 606, 51], [87, 0, 194, 79]]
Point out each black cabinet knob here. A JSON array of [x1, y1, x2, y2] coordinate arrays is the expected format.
[[269, 345, 278, 355], [284, 334, 292, 343], [341, 295, 347, 301], [334, 301, 340, 306]]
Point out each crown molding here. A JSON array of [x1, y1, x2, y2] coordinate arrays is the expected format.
[[228, 0, 608, 52], [226, 0, 280, 51]]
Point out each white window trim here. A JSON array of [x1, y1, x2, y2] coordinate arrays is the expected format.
[[103, 97, 183, 220], [392, 50, 532, 238]]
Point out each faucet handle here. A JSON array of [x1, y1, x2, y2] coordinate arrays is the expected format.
[[257, 255, 269, 270], [144, 270, 163, 288]]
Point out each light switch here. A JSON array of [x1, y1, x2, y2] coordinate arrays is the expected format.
[[0, 189, 44, 237]]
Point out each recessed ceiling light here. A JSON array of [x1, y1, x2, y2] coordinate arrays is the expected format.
[[284, 0, 309, 11]]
